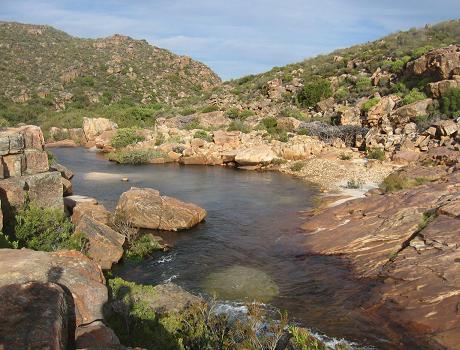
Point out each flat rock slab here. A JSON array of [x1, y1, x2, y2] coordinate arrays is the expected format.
[[115, 187, 207, 231]]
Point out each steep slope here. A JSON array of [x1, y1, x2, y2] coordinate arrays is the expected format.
[[0, 22, 220, 122]]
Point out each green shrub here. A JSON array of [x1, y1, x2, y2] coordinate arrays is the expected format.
[[0, 232, 18, 249], [111, 128, 145, 148], [297, 127, 309, 135], [107, 149, 165, 164], [441, 88, 460, 115], [290, 162, 305, 172], [334, 86, 349, 100], [201, 105, 219, 113], [355, 76, 372, 92], [193, 130, 212, 142], [227, 120, 250, 133], [412, 45, 433, 59], [66, 232, 89, 253], [14, 203, 74, 252], [361, 97, 380, 112], [155, 133, 165, 146], [402, 89, 427, 105], [367, 148, 385, 161], [288, 326, 327, 350], [346, 179, 363, 189], [339, 153, 352, 160], [124, 235, 163, 261], [184, 120, 202, 130], [279, 107, 307, 121], [225, 108, 254, 120], [297, 78, 332, 107], [380, 173, 429, 193]]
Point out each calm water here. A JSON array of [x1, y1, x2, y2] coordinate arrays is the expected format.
[[53, 147, 396, 349]]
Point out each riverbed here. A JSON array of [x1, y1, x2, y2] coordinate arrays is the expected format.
[[53, 147, 394, 349]]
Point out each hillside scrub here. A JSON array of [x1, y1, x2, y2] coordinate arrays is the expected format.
[[296, 78, 332, 107], [441, 88, 460, 116], [107, 149, 166, 164]]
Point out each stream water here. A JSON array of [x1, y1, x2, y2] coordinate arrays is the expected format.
[[53, 147, 395, 349]]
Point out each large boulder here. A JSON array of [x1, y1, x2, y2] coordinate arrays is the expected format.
[[366, 96, 397, 126], [83, 117, 118, 142], [115, 187, 207, 231], [428, 77, 460, 98], [406, 45, 460, 80], [234, 145, 277, 165], [213, 130, 241, 147], [0, 249, 107, 326], [75, 215, 125, 269], [197, 111, 231, 129], [0, 282, 72, 350], [391, 98, 433, 126]]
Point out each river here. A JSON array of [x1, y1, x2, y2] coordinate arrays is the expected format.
[[53, 147, 395, 349]]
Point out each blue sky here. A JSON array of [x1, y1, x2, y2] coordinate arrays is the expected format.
[[1, 0, 460, 80]]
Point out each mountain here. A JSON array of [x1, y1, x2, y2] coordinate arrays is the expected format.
[[0, 22, 221, 126]]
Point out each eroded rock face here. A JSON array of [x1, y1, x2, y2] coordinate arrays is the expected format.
[[115, 187, 207, 231], [83, 117, 118, 142], [301, 171, 460, 348], [0, 282, 71, 350], [0, 249, 107, 327]]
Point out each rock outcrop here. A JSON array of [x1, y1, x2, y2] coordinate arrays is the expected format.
[[234, 145, 277, 166], [83, 117, 118, 142], [115, 187, 207, 230], [406, 45, 460, 80], [301, 169, 460, 348]]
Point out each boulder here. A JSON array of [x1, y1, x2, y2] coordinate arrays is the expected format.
[[275, 137, 324, 160], [276, 117, 303, 131], [50, 162, 74, 180], [316, 97, 335, 113], [2, 153, 25, 177], [366, 96, 397, 126], [68, 128, 87, 145], [24, 149, 49, 175], [75, 215, 125, 269], [196, 111, 231, 129], [433, 119, 458, 136], [62, 177, 73, 196], [0, 282, 71, 350], [71, 201, 112, 226], [18, 125, 45, 151], [115, 187, 207, 231], [406, 45, 460, 80], [336, 106, 361, 126], [83, 117, 118, 142], [391, 98, 432, 126], [392, 150, 420, 165], [213, 130, 241, 147], [0, 249, 107, 326], [234, 145, 277, 165], [428, 78, 460, 98], [75, 321, 121, 350]]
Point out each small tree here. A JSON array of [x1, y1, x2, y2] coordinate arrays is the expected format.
[[441, 88, 460, 115], [296, 78, 332, 107]]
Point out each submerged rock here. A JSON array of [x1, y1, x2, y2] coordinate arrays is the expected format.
[[115, 187, 207, 231], [203, 265, 279, 303]]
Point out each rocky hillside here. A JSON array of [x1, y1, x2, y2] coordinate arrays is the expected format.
[[0, 22, 221, 125]]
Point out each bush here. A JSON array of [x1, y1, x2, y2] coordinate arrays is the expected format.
[[0, 232, 18, 249], [225, 108, 254, 120], [227, 120, 250, 133], [355, 76, 372, 92], [299, 121, 368, 146], [346, 179, 363, 189], [361, 97, 380, 112], [260, 117, 289, 142], [290, 162, 305, 172], [367, 148, 385, 161], [380, 173, 429, 193], [279, 107, 307, 121], [193, 130, 212, 142], [201, 105, 219, 113], [111, 128, 145, 148], [334, 86, 349, 100], [402, 89, 427, 105], [184, 120, 202, 130], [124, 235, 163, 261], [296, 78, 332, 107], [340, 153, 352, 160], [441, 88, 460, 115], [107, 149, 165, 164], [14, 203, 74, 252]]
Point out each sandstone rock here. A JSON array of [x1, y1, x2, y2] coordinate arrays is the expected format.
[[2, 153, 25, 177], [197, 111, 231, 129], [275, 137, 324, 160], [62, 177, 73, 196], [0, 282, 71, 350], [235, 145, 277, 165], [366, 96, 397, 126], [116, 187, 207, 231], [24, 149, 49, 175], [391, 99, 432, 126], [75, 321, 121, 350], [406, 45, 460, 80], [83, 117, 118, 142], [428, 79, 460, 98], [316, 97, 335, 113], [18, 125, 45, 150], [336, 105, 361, 126], [68, 128, 88, 145], [180, 154, 208, 165], [392, 150, 420, 165], [75, 215, 125, 269], [277, 117, 303, 131], [51, 162, 74, 180], [213, 130, 241, 147], [95, 129, 117, 150], [46, 139, 79, 148], [71, 201, 112, 226], [433, 119, 458, 136], [0, 249, 107, 326]]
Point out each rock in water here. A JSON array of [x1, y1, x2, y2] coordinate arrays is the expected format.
[[0, 282, 71, 350], [115, 187, 207, 231], [203, 265, 279, 303]]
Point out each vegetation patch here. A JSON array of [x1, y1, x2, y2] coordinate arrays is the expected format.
[[107, 149, 165, 164], [111, 128, 145, 148], [296, 78, 332, 108], [227, 120, 250, 133], [380, 173, 430, 193], [402, 88, 427, 105], [290, 162, 305, 172], [366, 148, 385, 161], [124, 235, 163, 262], [441, 87, 460, 116], [193, 130, 213, 142]]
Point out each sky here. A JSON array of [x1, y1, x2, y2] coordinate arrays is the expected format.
[[1, 0, 460, 80]]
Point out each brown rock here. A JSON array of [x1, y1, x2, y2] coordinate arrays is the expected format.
[[115, 187, 207, 231], [71, 201, 112, 226], [62, 177, 73, 196], [46, 139, 79, 148], [75, 321, 121, 350], [366, 96, 397, 126], [50, 163, 74, 180], [428, 79, 460, 98], [392, 151, 420, 165], [213, 130, 241, 147], [235, 145, 277, 165], [180, 154, 208, 165], [391, 99, 432, 126], [24, 149, 49, 175], [18, 125, 45, 150], [0, 249, 107, 326], [197, 111, 231, 129], [2, 153, 25, 177], [83, 117, 118, 142], [316, 97, 335, 113], [406, 45, 460, 80], [68, 128, 87, 145], [75, 215, 125, 269], [0, 282, 71, 350]]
